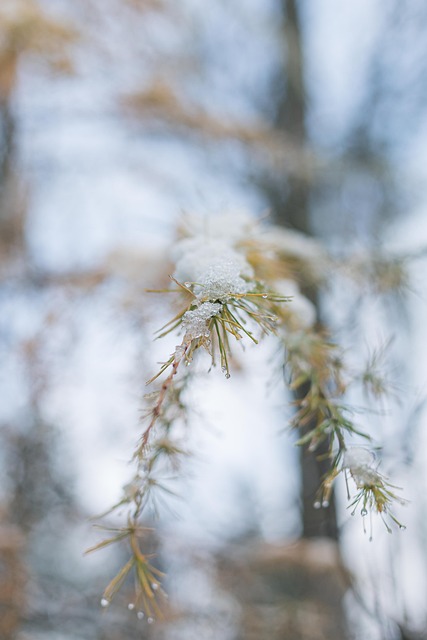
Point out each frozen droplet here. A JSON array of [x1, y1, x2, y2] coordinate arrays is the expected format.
[[100, 598, 109, 608], [147, 617, 154, 624], [128, 603, 135, 611], [151, 583, 159, 591], [313, 501, 321, 510], [137, 611, 144, 620], [322, 500, 329, 508], [361, 508, 368, 516]]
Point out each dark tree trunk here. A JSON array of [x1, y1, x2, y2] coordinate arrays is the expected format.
[[0, 96, 25, 258], [264, 0, 339, 541]]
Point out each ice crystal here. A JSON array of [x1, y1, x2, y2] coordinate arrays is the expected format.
[[181, 301, 222, 340], [343, 447, 380, 488], [195, 259, 252, 301], [173, 344, 187, 363]]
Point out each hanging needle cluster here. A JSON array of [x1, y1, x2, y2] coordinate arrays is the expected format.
[[88, 210, 407, 620]]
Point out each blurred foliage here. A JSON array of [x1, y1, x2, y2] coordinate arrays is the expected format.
[[0, 1, 426, 639], [0, 0, 77, 100]]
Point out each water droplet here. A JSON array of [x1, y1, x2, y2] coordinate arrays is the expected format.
[[262, 294, 268, 299], [184, 282, 191, 288], [361, 508, 368, 516], [100, 598, 109, 608], [147, 617, 154, 624], [137, 611, 144, 620], [322, 500, 329, 508], [151, 583, 159, 591], [225, 373, 231, 379], [128, 603, 135, 611], [399, 524, 406, 531], [313, 501, 321, 510]]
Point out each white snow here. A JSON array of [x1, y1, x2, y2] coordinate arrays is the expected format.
[[181, 302, 223, 340], [343, 447, 380, 488]]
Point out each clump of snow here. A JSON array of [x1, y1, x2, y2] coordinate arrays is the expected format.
[[173, 239, 253, 284], [173, 235, 254, 303], [343, 447, 380, 488], [181, 302, 222, 340], [195, 260, 252, 301], [343, 447, 375, 469]]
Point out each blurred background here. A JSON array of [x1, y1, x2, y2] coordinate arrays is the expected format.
[[2, 0, 427, 638]]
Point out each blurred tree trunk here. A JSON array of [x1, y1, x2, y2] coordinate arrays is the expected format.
[[265, 0, 339, 542], [0, 78, 25, 260], [216, 538, 349, 640], [261, 1, 347, 636], [272, 0, 309, 234]]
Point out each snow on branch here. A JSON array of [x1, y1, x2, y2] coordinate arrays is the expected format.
[[88, 210, 407, 620]]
